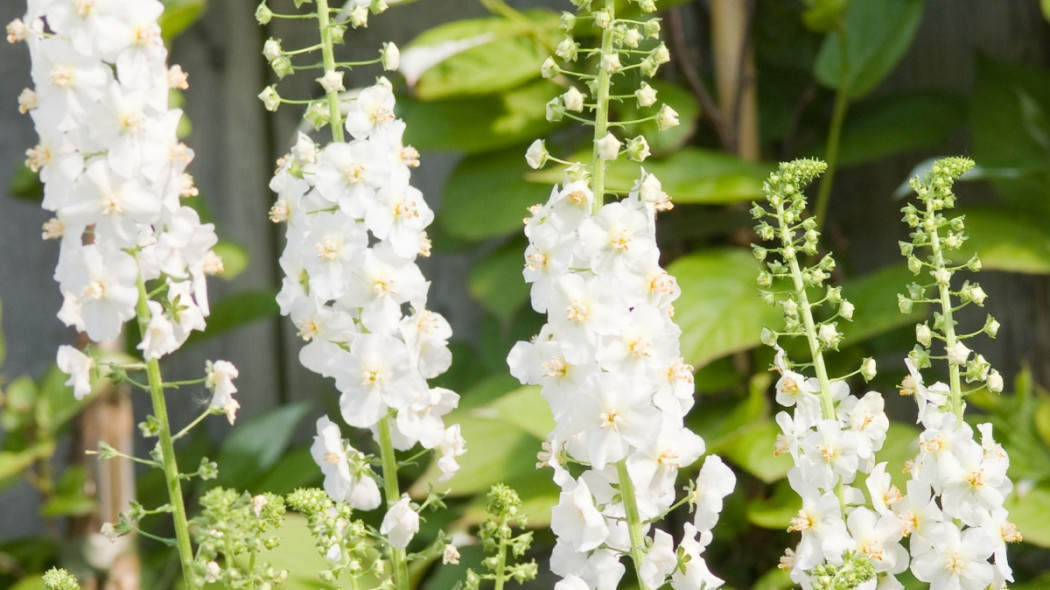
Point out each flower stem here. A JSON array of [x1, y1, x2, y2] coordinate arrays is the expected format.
[[616, 459, 651, 590], [493, 513, 509, 590], [927, 205, 964, 420], [378, 415, 409, 590], [315, 0, 345, 142], [135, 277, 196, 588], [589, 0, 616, 214]]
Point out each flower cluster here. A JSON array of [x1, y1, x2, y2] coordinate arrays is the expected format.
[[12, 0, 235, 412], [508, 1, 733, 588], [753, 160, 903, 589], [896, 158, 1019, 589]]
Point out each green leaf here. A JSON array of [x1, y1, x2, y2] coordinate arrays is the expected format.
[[406, 11, 561, 100], [720, 420, 792, 484], [439, 147, 549, 241], [160, 0, 206, 42], [216, 403, 310, 489], [184, 290, 279, 348], [1004, 484, 1050, 547], [836, 91, 966, 167], [468, 239, 530, 324], [7, 164, 43, 201], [957, 208, 1050, 274], [839, 264, 927, 345], [669, 248, 781, 368], [410, 385, 551, 497], [211, 241, 248, 281], [747, 479, 801, 529], [0, 441, 56, 482], [1043, 0, 1050, 21], [251, 446, 322, 496], [1, 375, 38, 433], [257, 514, 342, 590], [873, 422, 920, 490], [970, 55, 1050, 212], [401, 80, 561, 154], [814, 0, 924, 99]]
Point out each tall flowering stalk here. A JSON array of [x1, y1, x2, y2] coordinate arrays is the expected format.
[[896, 157, 1020, 589], [507, 1, 734, 588], [260, 2, 464, 588], [752, 160, 905, 589], [11, 0, 235, 585]]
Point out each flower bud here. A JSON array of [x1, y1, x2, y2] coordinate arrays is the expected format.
[[541, 57, 559, 79], [562, 86, 585, 112], [782, 299, 798, 316], [907, 255, 923, 274], [817, 323, 839, 347], [545, 97, 565, 122], [916, 323, 932, 347], [761, 327, 777, 347], [644, 19, 661, 38], [635, 82, 658, 108], [898, 294, 913, 314], [639, 0, 657, 12], [560, 12, 576, 30], [651, 42, 670, 65], [861, 358, 877, 382], [593, 10, 612, 28], [304, 101, 330, 130], [255, 2, 273, 24], [349, 6, 369, 27], [968, 255, 982, 272], [898, 241, 914, 257], [933, 267, 951, 285], [258, 86, 281, 112], [556, 37, 578, 61], [839, 300, 854, 320], [263, 38, 282, 61], [270, 54, 293, 78], [984, 315, 1000, 338], [525, 140, 548, 170], [623, 27, 642, 48], [595, 133, 621, 160], [626, 136, 650, 162], [756, 271, 772, 288], [987, 369, 1004, 393], [600, 52, 621, 73], [317, 70, 345, 94], [946, 340, 971, 365], [381, 42, 400, 71], [656, 104, 679, 130], [752, 245, 767, 261]]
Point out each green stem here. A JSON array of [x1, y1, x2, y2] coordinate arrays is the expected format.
[[378, 415, 409, 590], [927, 206, 964, 420], [589, 0, 616, 215], [812, 89, 848, 232], [493, 514, 509, 590], [616, 460, 650, 590], [315, 0, 345, 142], [135, 278, 196, 588]]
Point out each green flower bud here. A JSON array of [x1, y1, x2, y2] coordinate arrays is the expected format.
[[898, 294, 913, 314], [757, 271, 773, 288], [916, 323, 932, 347], [270, 55, 293, 79], [258, 85, 281, 112], [761, 327, 777, 346], [545, 97, 565, 122], [644, 19, 661, 38], [560, 12, 576, 30], [540, 57, 559, 79], [907, 255, 922, 274], [752, 245, 767, 260], [255, 2, 273, 24], [984, 315, 1000, 338], [556, 37, 579, 61], [303, 101, 329, 130], [839, 300, 854, 320], [626, 135, 650, 162], [860, 358, 877, 381], [988, 369, 1004, 393]]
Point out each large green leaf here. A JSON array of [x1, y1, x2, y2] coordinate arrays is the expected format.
[[836, 91, 966, 167], [814, 0, 925, 99], [401, 80, 561, 154], [411, 384, 553, 498], [468, 239, 530, 324], [439, 147, 549, 241], [0, 442, 55, 483], [970, 55, 1050, 212], [160, 0, 206, 42], [720, 420, 792, 484], [405, 11, 561, 100], [669, 248, 781, 368], [958, 208, 1050, 274], [216, 403, 310, 489], [1005, 484, 1050, 548], [747, 479, 801, 529]]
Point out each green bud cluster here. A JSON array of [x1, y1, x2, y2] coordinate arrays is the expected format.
[[456, 484, 537, 590], [42, 568, 81, 590], [256, 0, 396, 130], [752, 160, 874, 382], [191, 488, 289, 589], [898, 157, 1003, 414], [807, 550, 876, 590], [286, 487, 376, 586]]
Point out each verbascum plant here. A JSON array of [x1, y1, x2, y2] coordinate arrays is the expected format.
[[258, 1, 466, 588], [752, 160, 903, 589], [507, 1, 735, 588], [12, 1, 236, 585], [895, 158, 1020, 590]]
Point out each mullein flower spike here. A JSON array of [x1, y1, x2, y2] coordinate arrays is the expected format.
[[508, 1, 733, 588]]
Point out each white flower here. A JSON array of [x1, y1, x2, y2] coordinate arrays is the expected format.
[[691, 455, 736, 532], [205, 360, 239, 424], [563, 86, 585, 112], [635, 82, 658, 108], [946, 340, 971, 365], [525, 139, 548, 169], [910, 524, 994, 590], [310, 417, 382, 510], [640, 529, 677, 588], [550, 479, 609, 552], [381, 497, 420, 549], [57, 345, 94, 399], [318, 69, 344, 93]]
